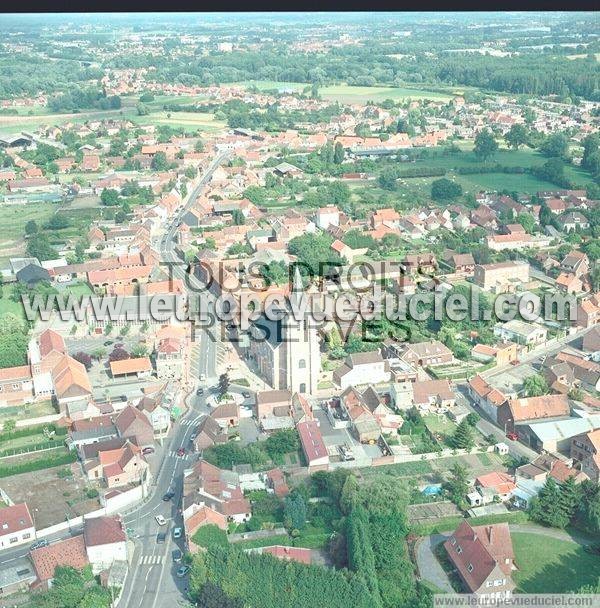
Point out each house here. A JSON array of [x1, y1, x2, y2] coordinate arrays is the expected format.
[[471, 342, 518, 367], [68, 416, 118, 449], [183, 460, 251, 527], [0, 503, 35, 550], [555, 351, 600, 391], [582, 325, 600, 360], [555, 272, 583, 294], [115, 405, 155, 447], [576, 294, 600, 328], [497, 394, 570, 434], [255, 389, 292, 420], [494, 320, 547, 347], [468, 375, 507, 424], [448, 253, 476, 275], [400, 340, 453, 367], [85, 438, 149, 488], [473, 261, 529, 293], [0, 365, 34, 406], [110, 357, 153, 379], [525, 414, 600, 454], [250, 545, 312, 565], [561, 250, 589, 277], [16, 264, 51, 286], [83, 515, 127, 574], [136, 392, 171, 436], [339, 387, 384, 442], [297, 420, 329, 468], [30, 535, 89, 590], [444, 521, 516, 598], [265, 468, 289, 497], [316, 206, 340, 230], [209, 402, 239, 428], [155, 337, 184, 379], [517, 453, 588, 485], [561, 212, 589, 233], [193, 416, 228, 451], [475, 472, 516, 502], [412, 379, 455, 411], [571, 428, 600, 483], [332, 351, 391, 389], [0, 558, 36, 597]]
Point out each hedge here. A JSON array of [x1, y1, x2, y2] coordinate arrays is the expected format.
[[0, 449, 77, 478]]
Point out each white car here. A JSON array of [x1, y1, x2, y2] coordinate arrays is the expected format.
[[155, 515, 167, 526]]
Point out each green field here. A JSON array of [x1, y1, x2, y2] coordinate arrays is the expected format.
[[238, 81, 455, 104], [513, 532, 600, 593], [130, 110, 226, 133]]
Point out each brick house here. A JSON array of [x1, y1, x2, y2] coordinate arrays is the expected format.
[[571, 429, 600, 483]]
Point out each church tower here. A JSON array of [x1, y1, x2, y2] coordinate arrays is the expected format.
[[283, 266, 320, 395]]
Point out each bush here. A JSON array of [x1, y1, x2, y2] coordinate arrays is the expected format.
[[0, 450, 76, 478], [191, 524, 228, 548]]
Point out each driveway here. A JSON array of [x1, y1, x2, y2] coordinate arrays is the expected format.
[[415, 533, 454, 593]]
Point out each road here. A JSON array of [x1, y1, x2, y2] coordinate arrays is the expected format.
[[116, 152, 230, 607]]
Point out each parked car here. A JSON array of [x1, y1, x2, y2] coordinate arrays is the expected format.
[[119, 395, 128, 402], [103, 341, 113, 347], [162, 491, 175, 502], [506, 432, 519, 441], [30, 539, 49, 551], [242, 391, 251, 399], [199, 373, 206, 381], [176, 566, 190, 578], [156, 532, 166, 544], [155, 515, 167, 526], [173, 527, 183, 540], [142, 447, 155, 456], [196, 387, 204, 396], [172, 549, 183, 563], [176, 447, 186, 457]]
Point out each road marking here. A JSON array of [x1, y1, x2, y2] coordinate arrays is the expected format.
[[140, 554, 164, 565]]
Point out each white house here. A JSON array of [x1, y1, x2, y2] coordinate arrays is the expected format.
[[333, 351, 391, 389], [83, 516, 128, 574], [0, 503, 35, 550], [315, 206, 340, 230]]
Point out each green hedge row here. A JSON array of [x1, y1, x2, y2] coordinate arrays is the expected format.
[[0, 449, 76, 478]]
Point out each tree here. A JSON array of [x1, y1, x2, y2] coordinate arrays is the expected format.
[[505, 124, 528, 149], [445, 462, 469, 508], [108, 347, 129, 362], [466, 412, 480, 427], [530, 477, 570, 528], [431, 178, 463, 202], [264, 429, 299, 460], [523, 373, 548, 397], [283, 490, 306, 531], [151, 151, 168, 171], [195, 583, 243, 608], [131, 343, 148, 358], [25, 220, 38, 235], [516, 212, 536, 234], [339, 474, 360, 515], [450, 419, 475, 450], [288, 232, 344, 279], [72, 351, 92, 370], [217, 372, 230, 395], [26, 233, 58, 261], [582, 133, 599, 172], [3, 419, 16, 435], [577, 480, 600, 534], [333, 141, 344, 164], [231, 208, 245, 225], [540, 132, 569, 159], [100, 188, 119, 206], [474, 129, 498, 161]]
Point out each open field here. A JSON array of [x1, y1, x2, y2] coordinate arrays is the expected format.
[[129, 110, 226, 133], [238, 81, 456, 104], [513, 532, 600, 593]]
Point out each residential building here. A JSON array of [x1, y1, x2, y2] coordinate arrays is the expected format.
[[571, 428, 600, 483], [332, 351, 391, 389], [0, 503, 35, 550], [155, 337, 185, 379], [400, 340, 453, 367], [497, 394, 570, 434], [468, 375, 507, 424], [444, 521, 516, 598], [297, 420, 329, 468], [493, 320, 547, 347], [412, 379, 456, 411], [115, 405, 155, 447], [83, 516, 127, 574], [473, 261, 529, 293], [30, 535, 89, 590]]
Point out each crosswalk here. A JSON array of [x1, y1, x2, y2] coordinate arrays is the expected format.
[[180, 419, 195, 426], [140, 555, 164, 565], [168, 450, 190, 460]]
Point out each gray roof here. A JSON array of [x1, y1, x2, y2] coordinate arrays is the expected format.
[[0, 558, 36, 589]]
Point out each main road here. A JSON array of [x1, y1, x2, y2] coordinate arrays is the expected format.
[[116, 151, 230, 607]]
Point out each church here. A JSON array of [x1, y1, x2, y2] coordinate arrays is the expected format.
[[248, 268, 320, 395]]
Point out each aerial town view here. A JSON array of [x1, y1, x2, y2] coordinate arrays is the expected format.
[[0, 10, 599, 608]]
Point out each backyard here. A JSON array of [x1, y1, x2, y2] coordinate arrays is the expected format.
[[512, 532, 600, 593]]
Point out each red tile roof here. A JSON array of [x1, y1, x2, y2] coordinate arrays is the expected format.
[[84, 515, 126, 547], [0, 503, 33, 536], [30, 535, 89, 582], [297, 421, 328, 464]]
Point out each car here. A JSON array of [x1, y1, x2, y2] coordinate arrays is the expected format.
[[172, 549, 183, 563], [173, 527, 183, 539], [119, 395, 128, 402], [103, 341, 113, 347], [155, 515, 167, 526], [156, 532, 166, 544], [142, 447, 155, 455], [242, 391, 251, 399], [199, 373, 206, 381], [176, 447, 186, 457], [176, 566, 190, 578], [196, 388, 204, 396], [162, 491, 175, 502], [30, 539, 49, 551], [506, 432, 519, 441], [190, 432, 197, 441]]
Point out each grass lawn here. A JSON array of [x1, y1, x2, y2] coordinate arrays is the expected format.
[[359, 460, 432, 478], [130, 111, 226, 133], [0, 202, 57, 246], [0, 295, 26, 321], [512, 532, 600, 593], [237, 81, 454, 104], [0, 400, 56, 425], [59, 282, 94, 296]]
